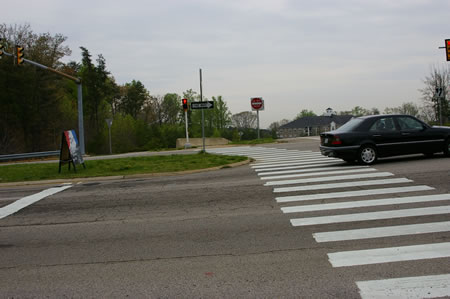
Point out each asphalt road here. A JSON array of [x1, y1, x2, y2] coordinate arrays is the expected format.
[[1, 138, 449, 298]]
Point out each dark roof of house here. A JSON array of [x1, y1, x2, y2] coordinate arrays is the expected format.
[[280, 115, 354, 129]]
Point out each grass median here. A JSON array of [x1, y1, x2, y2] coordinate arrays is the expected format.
[[0, 153, 248, 183]]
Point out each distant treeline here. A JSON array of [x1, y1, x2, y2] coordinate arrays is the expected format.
[[0, 24, 273, 155]]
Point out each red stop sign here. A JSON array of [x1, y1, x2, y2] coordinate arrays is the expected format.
[[251, 97, 264, 110]]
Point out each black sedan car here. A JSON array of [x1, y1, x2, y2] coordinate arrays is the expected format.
[[320, 114, 450, 165]]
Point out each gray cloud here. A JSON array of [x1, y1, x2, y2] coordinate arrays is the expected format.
[[3, 0, 449, 127]]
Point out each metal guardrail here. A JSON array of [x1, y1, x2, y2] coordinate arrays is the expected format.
[[0, 151, 60, 162]]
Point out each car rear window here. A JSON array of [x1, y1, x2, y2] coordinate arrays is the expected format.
[[334, 118, 364, 132]]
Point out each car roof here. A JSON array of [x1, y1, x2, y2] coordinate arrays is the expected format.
[[357, 114, 412, 119]]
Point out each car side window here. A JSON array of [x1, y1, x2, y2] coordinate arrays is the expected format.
[[369, 117, 396, 132], [397, 117, 424, 131]]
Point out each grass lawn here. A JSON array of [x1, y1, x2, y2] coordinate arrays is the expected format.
[[0, 153, 248, 183]]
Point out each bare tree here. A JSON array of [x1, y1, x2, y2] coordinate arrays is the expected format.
[[269, 119, 290, 131], [384, 102, 420, 117], [231, 111, 257, 129], [419, 65, 450, 123]]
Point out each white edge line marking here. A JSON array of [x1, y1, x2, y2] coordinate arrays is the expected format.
[[0, 185, 72, 219]]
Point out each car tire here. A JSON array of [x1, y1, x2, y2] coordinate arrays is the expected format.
[[358, 145, 377, 165], [444, 138, 450, 157]]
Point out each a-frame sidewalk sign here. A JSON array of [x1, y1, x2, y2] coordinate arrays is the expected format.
[[59, 130, 86, 173]]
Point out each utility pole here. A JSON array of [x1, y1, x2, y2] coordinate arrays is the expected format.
[[200, 68, 205, 152]]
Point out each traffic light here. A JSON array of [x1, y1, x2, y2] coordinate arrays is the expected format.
[[446, 39, 450, 62], [16, 45, 24, 65], [182, 98, 188, 111], [0, 39, 3, 59]]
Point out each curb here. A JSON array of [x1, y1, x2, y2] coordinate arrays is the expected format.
[[0, 158, 251, 188]]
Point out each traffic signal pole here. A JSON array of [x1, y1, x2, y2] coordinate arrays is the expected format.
[[1, 49, 86, 155], [184, 110, 190, 148], [182, 98, 191, 148]]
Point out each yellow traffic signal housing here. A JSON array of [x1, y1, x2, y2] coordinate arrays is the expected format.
[[446, 39, 450, 62], [16, 45, 24, 65]]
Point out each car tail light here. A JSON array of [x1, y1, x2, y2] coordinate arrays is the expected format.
[[331, 136, 342, 145]]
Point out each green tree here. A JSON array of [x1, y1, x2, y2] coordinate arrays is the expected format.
[[0, 23, 74, 153], [119, 80, 149, 119], [161, 93, 181, 124], [295, 109, 316, 119], [351, 106, 370, 116], [211, 95, 232, 131]]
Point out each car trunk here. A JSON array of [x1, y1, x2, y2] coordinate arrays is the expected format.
[[320, 133, 336, 146]]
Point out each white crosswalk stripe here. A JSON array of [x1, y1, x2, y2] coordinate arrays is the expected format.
[[252, 159, 341, 169], [283, 193, 450, 214], [276, 186, 433, 203], [252, 157, 335, 166], [208, 146, 450, 298], [290, 206, 450, 226], [356, 274, 450, 299], [255, 162, 345, 172], [273, 178, 412, 193], [265, 171, 392, 186], [328, 242, 450, 267], [259, 166, 371, 179], [313, 221, 450, 242]]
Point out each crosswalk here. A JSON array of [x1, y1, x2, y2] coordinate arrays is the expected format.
[[208, 146, 450, 298]]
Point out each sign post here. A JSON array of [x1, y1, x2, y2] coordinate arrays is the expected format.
[[106, 119, 113, 154], [251, 97, 264, 139], [199, 69, 205, 152]]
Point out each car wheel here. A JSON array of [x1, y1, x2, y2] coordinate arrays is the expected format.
[[444, 138, 450, 157], [358, 145, 377, 165]]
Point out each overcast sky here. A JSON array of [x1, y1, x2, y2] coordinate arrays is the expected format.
[[3, 0, 450, 128]]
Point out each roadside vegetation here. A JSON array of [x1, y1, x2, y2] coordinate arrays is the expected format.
[[0, 153, 248, 183]]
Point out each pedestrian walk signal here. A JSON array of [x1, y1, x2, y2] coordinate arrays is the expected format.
[[16, 45, 24, 65], [182, 98, 188, 111]]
